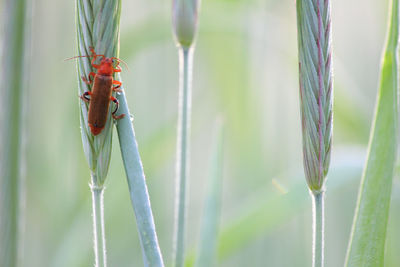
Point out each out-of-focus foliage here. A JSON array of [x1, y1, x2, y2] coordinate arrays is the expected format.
[[0, 0, 27, 266], [6, 0, 399, 266]]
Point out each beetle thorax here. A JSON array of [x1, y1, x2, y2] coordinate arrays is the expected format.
[[97, 58, 114, 76]]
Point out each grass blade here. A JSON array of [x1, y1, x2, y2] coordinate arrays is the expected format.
[[0, 0, 28, 266], [195, 121, 224, 267], [115, 86, 165, 267], [345, 0, 399, 266], [117, 71, 164, 267]]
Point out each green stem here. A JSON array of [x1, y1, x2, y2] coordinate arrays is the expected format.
[[91, 178, 107, 267], [115, 80, 165, 267], [311, 191, 324, 267], [0, 0, 27, 266], [173, 47, 193, 267]]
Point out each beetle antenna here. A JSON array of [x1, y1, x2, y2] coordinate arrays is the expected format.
[[112, 57, 130, 72], [64, 55, 90, 61]]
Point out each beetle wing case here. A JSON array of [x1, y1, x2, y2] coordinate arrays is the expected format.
[[88, 74, 113, 135]]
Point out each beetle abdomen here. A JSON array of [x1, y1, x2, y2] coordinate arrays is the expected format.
[[88, 74, 113, 135], [89, 124, 104, 136]]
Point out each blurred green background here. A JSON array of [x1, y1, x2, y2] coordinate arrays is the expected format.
[[5, 0, 400, 266]]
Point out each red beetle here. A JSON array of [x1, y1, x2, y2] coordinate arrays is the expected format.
[[79, 47, 125, 135]]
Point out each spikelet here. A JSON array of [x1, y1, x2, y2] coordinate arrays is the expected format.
[[172, 0, 200, 49], [296, 0, 333, 193], [76, 0, 121, 186]]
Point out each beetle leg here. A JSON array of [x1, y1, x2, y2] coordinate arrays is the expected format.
[[113, 65, 122, 73], [89, 47, 104, 60], [91, 56, 101, 69], [91, 55, 104, 69], [82, 72, 96, 85], [112, 80, 122, 92], [110, 96, 125, 119], [80, 91, 92, 102], [88, 47, 99, 68], [88, 47, 104, 69]]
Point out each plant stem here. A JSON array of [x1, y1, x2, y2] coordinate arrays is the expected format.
[[115, 79, 165, 267], [91, 178, 107, 267], [0, 0, 27, 266], [173, 47, 193, 267], [311, 191, 324, 267]]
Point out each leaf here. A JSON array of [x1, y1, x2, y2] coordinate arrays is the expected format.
[[115, 83, 165, 267], [345, 0, 399, 266]]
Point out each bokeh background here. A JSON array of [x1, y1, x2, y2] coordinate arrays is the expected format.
[[4, 0, 400, 266]]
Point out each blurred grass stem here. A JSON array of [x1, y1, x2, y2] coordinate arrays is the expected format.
[[195, 121, 224, 267], [311, 191, 324, 267], [91, 182, 107, 267], [0, 0, 27, 266], [174, 47, 193, 267]]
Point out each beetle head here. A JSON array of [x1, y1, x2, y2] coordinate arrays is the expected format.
[[97, 57, 114, 76]]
